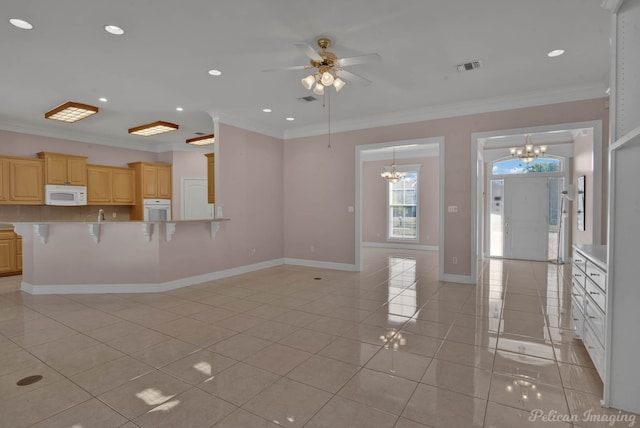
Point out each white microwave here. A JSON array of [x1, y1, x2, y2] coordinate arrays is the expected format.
[[45, 185, 87, 206]]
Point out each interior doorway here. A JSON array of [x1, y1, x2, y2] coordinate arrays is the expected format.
[[355, 137, 446, 281]]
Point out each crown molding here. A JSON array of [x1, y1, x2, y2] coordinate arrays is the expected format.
[[0, 119, 169, 153], [283, 84, 607, 140], [601, 0, 623, 12], [207, 110, 283, 140]]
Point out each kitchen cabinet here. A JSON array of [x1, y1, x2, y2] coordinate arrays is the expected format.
[[38, 152, 87, 186], [128, 162, 171, 199], [0, 155, 44, 205], [127, 162, 172, 220], [205, 153, 215, 203], [0, 159, 9, 202], [87, 165, 135, 205], [0, 229, 21, 276]]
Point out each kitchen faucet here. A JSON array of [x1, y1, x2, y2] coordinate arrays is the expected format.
[[98, 209, 105, 223]]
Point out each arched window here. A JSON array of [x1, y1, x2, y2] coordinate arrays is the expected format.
[[492, 156, 563, 175]]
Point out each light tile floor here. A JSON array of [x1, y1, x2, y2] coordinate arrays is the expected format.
[[0, 249, 638, 427]]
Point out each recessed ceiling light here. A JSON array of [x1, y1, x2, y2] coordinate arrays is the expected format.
[[9, 18, 33, 30], [547, 49, 565, 58], [208, 69, 222, 76], [176, 107, 184, 112], [286, 117, 295, 121], [262, 108, 272, 113], [105, 25, 125, 35], [99, 97, 108, 102]]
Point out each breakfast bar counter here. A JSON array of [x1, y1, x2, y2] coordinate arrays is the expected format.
[[12, 219, 233, 294]]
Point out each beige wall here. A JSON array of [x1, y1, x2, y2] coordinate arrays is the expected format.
[[284, 97, 609, 277], [362, 157, 439, 246]]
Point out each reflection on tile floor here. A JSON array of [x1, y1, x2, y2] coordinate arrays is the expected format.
[[0, 249, 638, 427]]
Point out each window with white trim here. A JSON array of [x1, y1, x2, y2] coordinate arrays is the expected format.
[[388, 170, 418, 240]]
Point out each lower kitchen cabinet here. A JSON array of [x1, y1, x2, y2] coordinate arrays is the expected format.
[[0, 229, 21, 276]]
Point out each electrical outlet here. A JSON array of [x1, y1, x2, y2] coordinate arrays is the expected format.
[[250, 248, 256, 256], [112, 212, 117, 219], [452, 256, 458, 265], [448, 206, 458, 213]]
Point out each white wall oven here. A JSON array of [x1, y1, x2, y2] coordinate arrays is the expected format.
[[143, 199, 171, 221]]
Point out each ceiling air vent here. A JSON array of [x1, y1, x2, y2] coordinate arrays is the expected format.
[[456, 60, 482, 72], [297, 95, 317, 102]]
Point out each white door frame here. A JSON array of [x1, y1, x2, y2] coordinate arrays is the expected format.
[[355, 136, 445, 280], [471, 120, 603, 283]]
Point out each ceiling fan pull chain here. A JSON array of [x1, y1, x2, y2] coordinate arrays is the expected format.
[[327, 89, 331, 149]]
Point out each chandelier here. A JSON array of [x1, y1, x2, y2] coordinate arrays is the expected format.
[[509, 134, 547, 163], [381, 148, 407, 183]]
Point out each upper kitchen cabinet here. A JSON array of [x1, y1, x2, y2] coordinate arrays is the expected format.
[[128, 162, 172, 199], [0, 158, 9, 202], [87, 164, 135, 205], [37, 152, 87, 186], [0, 155, 44, 205], [205, 153, 215, 204]]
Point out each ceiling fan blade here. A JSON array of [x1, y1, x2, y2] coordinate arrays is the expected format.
[[338, 53, 381, 67], [262, 65, 310, 72], [337, 69, 372, 86], [295, 43, 322, 61]]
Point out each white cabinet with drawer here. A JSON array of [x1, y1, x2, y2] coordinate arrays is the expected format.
[[571, 245, 607, 380]]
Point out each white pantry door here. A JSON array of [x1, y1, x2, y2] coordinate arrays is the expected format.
[[503, 176, 548, 261], [182, 177, 213, 219]]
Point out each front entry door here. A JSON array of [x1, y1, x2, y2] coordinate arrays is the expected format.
[[504, 176, 548, 261]]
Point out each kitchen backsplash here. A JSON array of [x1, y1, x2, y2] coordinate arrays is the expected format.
[[0, 205, 131, 222]]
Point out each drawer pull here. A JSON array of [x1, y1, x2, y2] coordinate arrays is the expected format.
[[589, 291, 600, 295], [590, 273, 601, 277], [574, 274, 582, 277], [575, 259, 583, 263], [572, 293, 580, 297], [588, 346, 595, 349], [588, 316, 597, 319], [572, 318, 579, 321]]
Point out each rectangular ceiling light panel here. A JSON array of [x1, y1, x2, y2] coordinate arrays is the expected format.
[[128, 121, 179, 136], [45, 101, 99, 123], [186, 134, 215, 145]]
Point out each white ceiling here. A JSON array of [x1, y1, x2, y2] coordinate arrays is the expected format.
[[0, 0, 611, 152]]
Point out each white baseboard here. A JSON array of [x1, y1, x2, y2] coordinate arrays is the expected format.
[[283, 258, 358, 272], [441, 273, 476, 285], [362, 242, 439, 251], [20, 257, 363, 294], [21, 258, 286, 295]]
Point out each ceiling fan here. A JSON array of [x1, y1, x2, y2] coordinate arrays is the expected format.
[[263, 37, 381, 95]]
